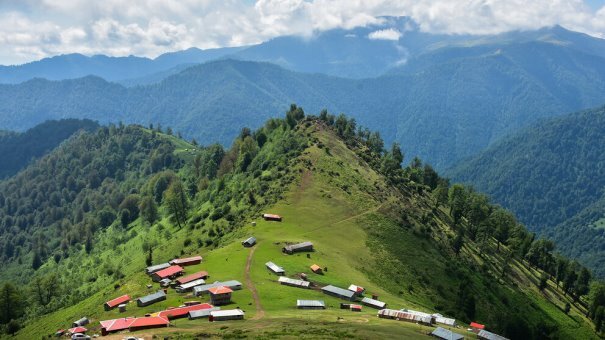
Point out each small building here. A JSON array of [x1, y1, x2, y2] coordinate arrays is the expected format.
[[176, 279, 206, 293], [170, 255, 202, 266], [297, 300, 325, 309], [361, 297, 386, 309], [310, 264, 323, 274], [265, 261, 285, 275], [137, 290, 167, 307], [104, 294, 130, 311], [176, 271, 209, 285], [377, 309, 433, 325], [242, 236, 257, 247], [350, 304, 362, 312], [262, 213, 282, 222], [278, 276, 310, 289], [118, 304, 127, 313], [470, 322, 486, 332], [145, 262, 171, 275], [68, 326, 87, 334], [433, 313, 456, 326], [128, 316, 169, 332], [431, 327, 464, 340], [157, 303, 214, 320], [478, 329, 510, 340], [151, 265, 184, 282], [208, 286, 233, 306], [321, 285, 356, 301], [401, 309, 436, 323], [72, 317, 89, 327], [209, 309, 245, 321], [193, 280, 243, 296], [160, 278, 172, 287], [189, 307, 221, 320], [348, 284, 365, 296], [282, 242, 313, 254], [100, 317, 136, 335]]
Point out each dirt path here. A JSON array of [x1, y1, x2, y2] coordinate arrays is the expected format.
[[245, 244, 265, 320]]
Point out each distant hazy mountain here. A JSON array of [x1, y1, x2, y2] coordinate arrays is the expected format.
[[0, 46, 244, 84], [447, 106, 605, 276], [2, 44, 605, 168]]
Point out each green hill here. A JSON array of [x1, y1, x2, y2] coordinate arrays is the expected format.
[[447, 105, 605, 277], [0, 109, 602, 339]]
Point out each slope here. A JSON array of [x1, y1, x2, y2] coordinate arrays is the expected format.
[[9, 113, 599, 339], [0, 119, 99, 179], [447, 105, 605, 276]]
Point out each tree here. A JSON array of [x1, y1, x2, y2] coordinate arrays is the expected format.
[[448, 184, 467, 225], [285, 104, 305, 128], [453, 231, 464, 256], [119, 209, 131, 228], [0, 283, 23, 324], [6, 319, 20, 335], [539, 273, 548, 291], [391, 143, 404, 165], [31, 250, 42, 270], [164, 180, 188, 229], [433, 182, 449, 208], [563, 269, 578, 296], [576, 267, 592, 297], [564, 302, 571, 315], [139, 196, 158, 225], [555, 256, 569, 289], [595, 306, 604, 332]]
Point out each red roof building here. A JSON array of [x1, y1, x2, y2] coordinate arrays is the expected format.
[[104, 294, 130, 310], [128, 316, 169, 331], [157, 303, 213, 320], [151, 265, 184, 282], [176, 271, 209, 285], [209, 286, 233, 306], [262, 213, 282, 221], [68, 326, 87, 334], [100, 317, 137, 335], [470, 322, 486, 331], [170, 256, 203, 266]]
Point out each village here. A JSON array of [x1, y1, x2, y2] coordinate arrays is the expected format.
[[55, 213, 510, 340]]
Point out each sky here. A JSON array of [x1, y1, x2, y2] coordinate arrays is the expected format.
[[0, 0, 604, 65]]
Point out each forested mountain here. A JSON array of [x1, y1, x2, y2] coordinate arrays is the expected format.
[[0, 119, 99, 179], [0, 46, 244, 85], [448, 105, 605, 276], [0, 109, 602, 339], [2, 43, 605, 169]]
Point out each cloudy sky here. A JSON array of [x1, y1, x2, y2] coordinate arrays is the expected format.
[[1, 0, 604, 65]]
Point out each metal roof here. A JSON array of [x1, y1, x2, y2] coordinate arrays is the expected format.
[[146, 263, 170, 273], [129, 316, 169, 328], [177, 279, 206, 290], [208, 286, 233, 295], [297, 300, 325, 308], [285, 241, 313, 251], [157, 303, 213, 319], [193, 280, 242, 294], [278, 276, 310, 288], [478, 330, 510, 340], [153, 265, 184, 278], [188, 307, 221, 319], [105, 294, 130, 308], [137, 290, 166, 304], [265, 261, 285, 273], [361, 297, 386, 308], [243, 236, 256, 244], [177, 271, 209, 284], [433, 314, 456, 326], [170, 256, 202, 265], [210, 309, 245, 317], [321, 285, 356, 298], [431, 327, 464, 340]]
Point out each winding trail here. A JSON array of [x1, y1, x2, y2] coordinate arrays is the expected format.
[[245, 244, 265, 320]]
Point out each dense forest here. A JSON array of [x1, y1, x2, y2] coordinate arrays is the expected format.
[[0, 119, 99, 179], [0, 107, 604, 338], [448, 105, 605, 277]]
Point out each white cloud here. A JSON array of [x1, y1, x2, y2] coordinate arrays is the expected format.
[[0, 0, 604, 65], [368, 28, 402, 41]]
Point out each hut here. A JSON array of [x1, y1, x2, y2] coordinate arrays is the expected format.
[[310, 264, 323, 274], [262, 213, 282, 222], [350, 304, 362, 312], [209, 309, 245, 321], [193, 280, 242, 296], [296, 300, 325, 309], [265, 261, 285, 275], [104, 294, 130, 311], [189, 307, 221, 320], [361, 297, 386, 309], [348, 284, 365, 296], [100, 317, 136, 335], [470, 322, 486, 332], [282, 242, 313, 254], [208, 286, 233, 305], [137, 290, 167, 307], [157, 303, 214, 320], [321, 285, 356, 301], [176, 279, 206, 293], [118, 304, 127, 313], [151, 265, 184, 282], [68, 326, 87, 334], [170, 255, 202, 266], [431, 327, 464, 340], [160, 278, 172, 287], [242, 236, 257, 247], [278, 276, 310, 288], [128, 316, 169, 332], [145, 262, 170, 275], [176, 271, 209, 285], [72, 317, 89, 327], [377, 309, 433, 325], [478, 329, 510, 340], [433, 313, 456, 326]]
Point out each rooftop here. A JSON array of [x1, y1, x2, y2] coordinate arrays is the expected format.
[[321, 285, 356, 298]]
